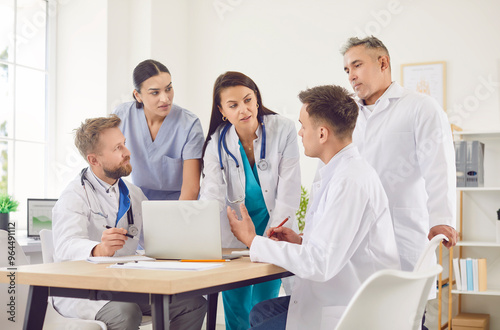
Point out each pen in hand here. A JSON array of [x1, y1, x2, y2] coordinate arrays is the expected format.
[[269, 216, 290, 237], [103, 225, 135, 239]]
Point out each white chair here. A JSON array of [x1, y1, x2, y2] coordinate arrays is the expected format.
[[39, 229, 152, 328], [334, 234, 449, 330], [413, 234, 448, 272], [334, 264, 443, 330], [39, 229, 107, 330]]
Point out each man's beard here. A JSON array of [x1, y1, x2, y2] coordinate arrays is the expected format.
[[103, 159, 132, 180]]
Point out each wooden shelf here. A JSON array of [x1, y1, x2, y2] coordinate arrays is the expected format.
[[453, 130, 500, 138], [452, 289, 500, 296], [457, 241, 500, 247], [457, 187, 500, 191]]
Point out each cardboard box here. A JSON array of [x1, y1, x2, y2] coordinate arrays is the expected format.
[[452, 313, 489, 330]]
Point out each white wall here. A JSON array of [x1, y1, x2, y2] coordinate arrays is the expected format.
[[52, 0, 108, 195], [53, 0, 500, 191]]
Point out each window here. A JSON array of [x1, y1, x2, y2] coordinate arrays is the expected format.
[[0, 0, 54, 229]]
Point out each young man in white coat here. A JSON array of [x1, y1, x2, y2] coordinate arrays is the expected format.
[[341, 36, 457, 267], [227, 85, 401, 329], [52, 115, 206, 330]]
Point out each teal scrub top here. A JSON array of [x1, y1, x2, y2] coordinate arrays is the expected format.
[[239, 142, 269, 236]]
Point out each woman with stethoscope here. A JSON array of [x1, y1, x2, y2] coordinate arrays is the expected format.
[[200, 71, 301, 330]]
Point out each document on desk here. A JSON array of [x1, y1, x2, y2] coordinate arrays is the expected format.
[[109, 261, 224, 271], [87, 255, 155, 264]]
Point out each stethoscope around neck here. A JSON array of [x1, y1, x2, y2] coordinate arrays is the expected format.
[[217, 118, 269, 172], [80, 168, 138, 237], [217, 118, 269, 204]]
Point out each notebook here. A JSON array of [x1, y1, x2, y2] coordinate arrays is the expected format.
[[142, 200, 222, 260]]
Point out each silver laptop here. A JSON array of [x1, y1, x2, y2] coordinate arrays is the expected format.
[[142, 200, 222, 260]]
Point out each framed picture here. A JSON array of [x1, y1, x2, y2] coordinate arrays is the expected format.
[[401, 61, 446, 111], [27, 198, 57, 238]]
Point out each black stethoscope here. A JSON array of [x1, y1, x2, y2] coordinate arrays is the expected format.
[[217, 118, 269, 172], [80, 168, 138, 236]]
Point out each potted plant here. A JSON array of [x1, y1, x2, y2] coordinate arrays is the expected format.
[[0, 194, 19, 231], [296, 186, 309, 233]]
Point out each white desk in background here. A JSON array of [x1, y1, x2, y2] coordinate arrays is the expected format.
[[14, 229, 43, 264]]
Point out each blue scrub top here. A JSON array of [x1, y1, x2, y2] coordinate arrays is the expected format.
[[238, 142, 269, 236], [114, 101, 204, 200]]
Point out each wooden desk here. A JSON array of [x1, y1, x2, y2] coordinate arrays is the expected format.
[[0, 252, 292, 330]]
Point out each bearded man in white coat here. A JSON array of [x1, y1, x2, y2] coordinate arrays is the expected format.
[[227, 85, 401, 330], [52, 115, 206, 330]]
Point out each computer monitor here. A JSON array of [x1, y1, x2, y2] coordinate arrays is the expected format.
[[27, 198, 57, 238]]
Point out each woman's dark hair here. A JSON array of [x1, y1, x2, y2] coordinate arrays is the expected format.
[[132, 59, 170, 109], [201, 71, 276, 159]]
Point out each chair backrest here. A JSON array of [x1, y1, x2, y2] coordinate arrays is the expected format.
[[0, 229, 30, 330], [39, 229, 54, 263], [335, 264, 443, 330], [413, 234, 448, 272]]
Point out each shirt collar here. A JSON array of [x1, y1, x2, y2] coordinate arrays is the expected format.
[[356, 81, 404, 109], [89, 167, 119, 193], [318, 143, 356, 181]]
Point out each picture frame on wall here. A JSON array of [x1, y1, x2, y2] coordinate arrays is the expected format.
[[401, 61, 446, 111]]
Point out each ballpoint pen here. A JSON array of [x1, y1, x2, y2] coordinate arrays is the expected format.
[[180, 259, 227, 262], [103, 225, 136, 239], [269, 216, 290, 237]]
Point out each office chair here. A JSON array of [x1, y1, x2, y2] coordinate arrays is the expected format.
[[39, 229, 152, 328], [39, 229, 107, 329], [413, 234, 448, 272], [334, 264, 443, 330], [334, 234, 448, 330]]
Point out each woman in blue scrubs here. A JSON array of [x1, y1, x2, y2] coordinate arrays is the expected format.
[[200, 71, 301, 330], [114, 60, 204, 200]]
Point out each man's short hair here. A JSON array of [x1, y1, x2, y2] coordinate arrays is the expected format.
[[298, 85, 358, 139], [74, 114, 121, 160], [340, 36, 390, 58]]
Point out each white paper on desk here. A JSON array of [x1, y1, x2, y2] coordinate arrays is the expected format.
[[108, 261, 224, 271], [230, 250, 250, 256], [87, 255, 155, 264]]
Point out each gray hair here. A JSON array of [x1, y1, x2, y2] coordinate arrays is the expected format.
[[340, 36, 390, 57]]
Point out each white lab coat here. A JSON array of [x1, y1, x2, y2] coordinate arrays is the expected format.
[[250, 145, 401, 330], [352, 82, 456, 272], [200, 114, 301, 248], [52, 168, 147, 320]]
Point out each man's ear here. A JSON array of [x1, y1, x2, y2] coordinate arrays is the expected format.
[[379, 55, 390, 72], [319, 126, 329, 144], [87, 153, 99, 166]]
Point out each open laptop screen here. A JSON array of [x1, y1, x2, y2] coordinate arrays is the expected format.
[[27, 198, 57, 238]]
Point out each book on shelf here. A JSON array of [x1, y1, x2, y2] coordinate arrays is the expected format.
[[453, 258, 462, 290], [453, 258, 487, 292], [478, 258, 487, 291], [466, 258, 473, 291]]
